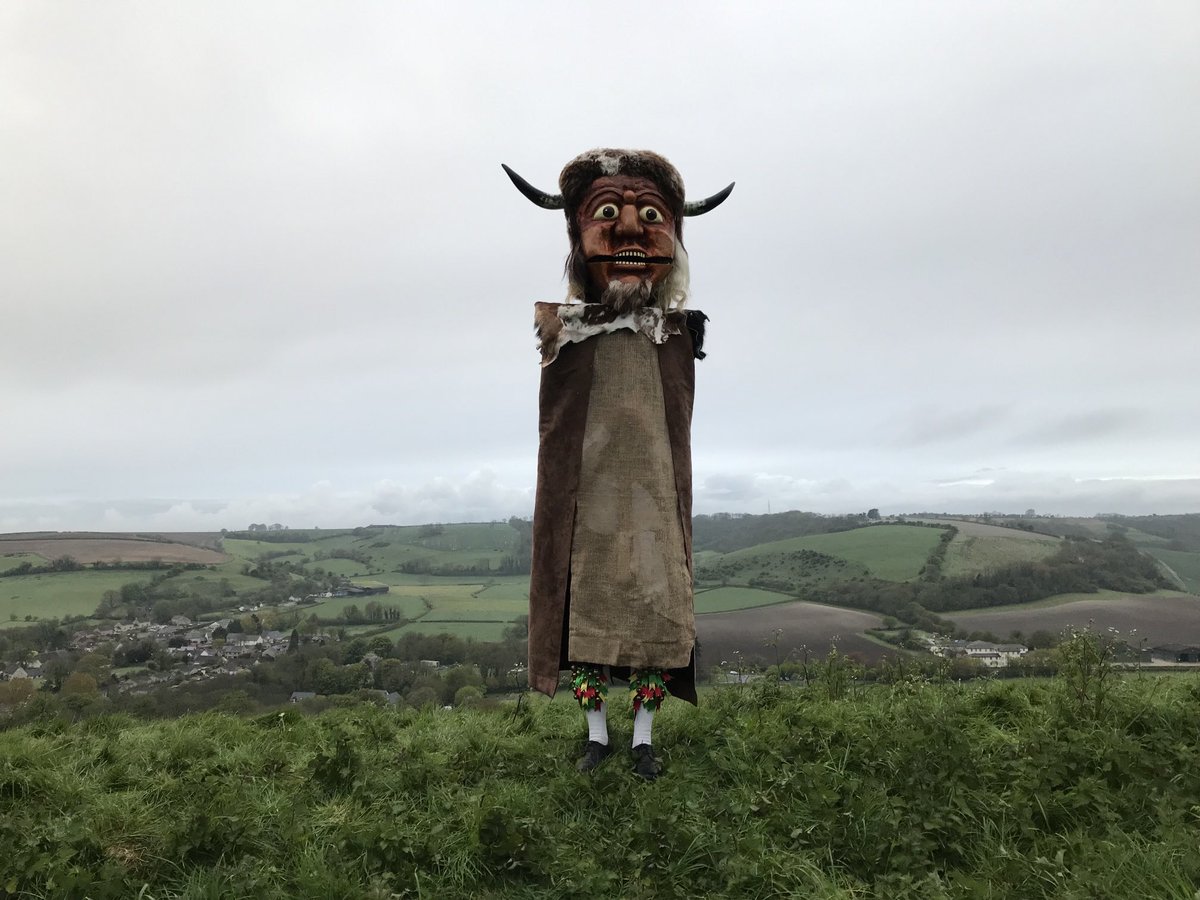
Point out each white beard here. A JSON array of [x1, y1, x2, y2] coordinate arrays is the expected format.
[[600, 278, 656, 314]]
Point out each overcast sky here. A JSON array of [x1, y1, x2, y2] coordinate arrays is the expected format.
[[2, 2, 1197, 532]]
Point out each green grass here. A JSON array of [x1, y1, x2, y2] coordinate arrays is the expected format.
[[0, 553, 47, 572], [221, 523, 524, 576], [0, 566, 270, 623], [374, 620, 512, 641], [0, 571, 158, 621], [472, 579, 531, 603], [1146, 548, 1200, 594], [4, 677, 1200, 897], [722, 524, 943, 582], [306, 594, 431, 620], [311, 558, 369, 577], [220, 538, 314, 559], [177, 569, 269, 596], [942, 531, 1060, 577], [305, 579, 529, 625], [411, 607, 517, 623], [694, 586, 793, 613]]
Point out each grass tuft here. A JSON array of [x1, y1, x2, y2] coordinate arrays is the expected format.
[[3, 677, 1200, 897]]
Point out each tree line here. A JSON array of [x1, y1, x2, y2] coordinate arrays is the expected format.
[[808, 533, 1170, 631]]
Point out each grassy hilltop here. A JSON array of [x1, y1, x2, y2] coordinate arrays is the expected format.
[[3, 667, 1200, 898]]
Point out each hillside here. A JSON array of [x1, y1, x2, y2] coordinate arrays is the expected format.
[[2, 514, 1195, 668], [3, 675, 1199, 898], [926, 513, 1200, 597], [0, 533, 227, 565], [946, 590, 1200, 645], [917, 518, 1060, 576]]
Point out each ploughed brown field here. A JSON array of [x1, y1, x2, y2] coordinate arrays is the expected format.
[[948, 592, 1200, 645], [0, 535, 227, 565], [697, 600, 889, 667]]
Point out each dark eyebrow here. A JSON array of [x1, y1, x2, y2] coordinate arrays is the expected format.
[[583, 188, 671, 209]]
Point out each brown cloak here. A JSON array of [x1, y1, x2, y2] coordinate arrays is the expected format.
[[528, 303, 705, 704]]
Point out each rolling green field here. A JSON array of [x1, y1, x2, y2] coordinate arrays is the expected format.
[[303, 574, 529, 638], [5, 519, 1195, 661], [1146, 548, 1200, 594], [372, 620, 511, 642], [0, 553, 45, 573], [712, 524, 942, 582], [0, 571, 158, 621], [693, 586, 793, 613], [305, 593, 432, 620], [222, 523, 524, 577], [311, 558, 369, 577], [472, 579, 532, 603], [941, 529, 1060, 577]]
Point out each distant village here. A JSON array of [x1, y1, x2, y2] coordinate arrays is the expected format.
[[5, 563, 1200, 703], [7, 615, 1200, 704], [5, 611, 301, 695], [0, 584, 395, 699]]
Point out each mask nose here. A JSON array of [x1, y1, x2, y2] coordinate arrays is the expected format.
[[614, 205, 642, 236], [614, 190, 642, 237]]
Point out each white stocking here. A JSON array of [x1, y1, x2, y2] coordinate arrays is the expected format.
[[632, 705, 654, 748], [586, 705, 609, 745]]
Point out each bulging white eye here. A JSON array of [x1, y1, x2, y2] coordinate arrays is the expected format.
[[593, 203, 619, 220], [639, 205, 664, 224]]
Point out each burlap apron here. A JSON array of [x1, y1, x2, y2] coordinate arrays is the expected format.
[[566, 330, 695, 669]]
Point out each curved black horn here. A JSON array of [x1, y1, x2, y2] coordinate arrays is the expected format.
[[683, 182, 735, 217], [501, 164, 564, 210]]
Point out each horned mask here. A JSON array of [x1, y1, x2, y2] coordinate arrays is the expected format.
[[503, 149, 733, 308]]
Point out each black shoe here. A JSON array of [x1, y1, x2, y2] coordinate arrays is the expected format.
[[576, 740, 612, 773], [631, 743, 661, 781]]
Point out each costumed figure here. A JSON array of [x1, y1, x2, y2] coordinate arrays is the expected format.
[[503, 149, 733, 780]]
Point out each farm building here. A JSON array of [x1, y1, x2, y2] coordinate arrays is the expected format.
[[2, 664, 42, 682], [341, 583, 390, 597], [932, 640, 1028, 668], [1148, 644, 1200, 664]]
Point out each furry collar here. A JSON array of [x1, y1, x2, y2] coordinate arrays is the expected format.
[[534, 302, 684, 367]]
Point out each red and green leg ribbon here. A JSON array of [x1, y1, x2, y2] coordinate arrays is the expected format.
[[629, 668, 670, 714], [570, 665, 608, 712]]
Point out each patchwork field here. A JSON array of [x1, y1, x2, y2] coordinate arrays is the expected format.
[[221, 522, 524, 575], [947, 590, 1200, 644], [5, 518, 1196, 662]]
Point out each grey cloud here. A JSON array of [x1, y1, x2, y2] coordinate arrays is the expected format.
[[887, 404, 1012, 448], [1010, 408, 1146, 447], [1, 3, 1197, 528]]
